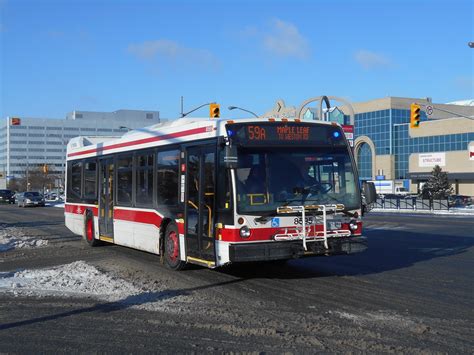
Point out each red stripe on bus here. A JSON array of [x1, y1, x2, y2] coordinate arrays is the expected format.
[[67, 126, 212, 158], [114, 209, 163, 228], [220, 223, 361, 242], [64, 203, 98, 216], [177, 222, 185, 234]]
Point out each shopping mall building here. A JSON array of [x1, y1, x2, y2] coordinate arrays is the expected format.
[[349, 97, 473, 196], [304, 97, 474, 196]]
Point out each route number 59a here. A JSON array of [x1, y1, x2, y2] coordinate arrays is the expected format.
[[248, 126, 266, 140]]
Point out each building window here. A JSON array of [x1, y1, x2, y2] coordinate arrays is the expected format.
[[146, 113, 153, 119], [357, 143, 372, 180]]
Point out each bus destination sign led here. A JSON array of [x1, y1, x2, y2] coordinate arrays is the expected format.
[[247, 125, 310, 141], [227, 122, 346, 147]]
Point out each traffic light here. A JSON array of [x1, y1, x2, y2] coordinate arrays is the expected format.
[[210, 103, 220, 118], [410, 103, 421, 128], [43, 164, 49, 174]]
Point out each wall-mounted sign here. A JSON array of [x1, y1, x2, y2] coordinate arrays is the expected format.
[[419, 153, 446, 167], [342, 125, 354, 147], [10, 117, 21, 125]]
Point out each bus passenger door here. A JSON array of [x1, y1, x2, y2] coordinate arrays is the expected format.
[[99, 158, 114, 239], [185, 146, 216, 266]]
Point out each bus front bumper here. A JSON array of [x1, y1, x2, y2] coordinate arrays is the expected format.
[[228, 236, 367, 263]]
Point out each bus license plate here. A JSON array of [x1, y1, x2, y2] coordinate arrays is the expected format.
[[294, 217, 318, 225], [328, 221, 342, 230]]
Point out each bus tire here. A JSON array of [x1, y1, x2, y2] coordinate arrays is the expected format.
[[84, 210, 100, 247], [164, 223, 186, 270]]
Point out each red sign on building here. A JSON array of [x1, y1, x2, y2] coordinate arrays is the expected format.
[[10, 117, 21, 126], [342, 125, 354, 147]]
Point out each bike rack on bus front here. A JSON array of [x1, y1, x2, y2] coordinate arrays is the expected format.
[[275, 204, 346, 250]]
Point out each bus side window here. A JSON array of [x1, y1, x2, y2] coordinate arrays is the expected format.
[[67, 161, 82, 202], [157, 149, 179, 206], [116, 155, 133, 206], [136, 152, 154, 207], [83, 160, 97, 201]]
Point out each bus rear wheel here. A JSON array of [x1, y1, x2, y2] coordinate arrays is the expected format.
[[164, 223, 186, 270], [84, 211, 100, 247]]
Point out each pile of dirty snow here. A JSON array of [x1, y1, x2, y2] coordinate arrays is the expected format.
[[0, 225, 48, 252], [0, 261, 142, 299], [0, 261, 191, 312]]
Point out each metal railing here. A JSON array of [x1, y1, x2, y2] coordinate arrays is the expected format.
[[374, 197, 449, 211]]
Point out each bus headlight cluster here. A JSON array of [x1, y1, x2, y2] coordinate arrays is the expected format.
[[239, 226, 251, 238]]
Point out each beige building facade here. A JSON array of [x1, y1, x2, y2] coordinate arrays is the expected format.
[[349, 97, 473, 196]]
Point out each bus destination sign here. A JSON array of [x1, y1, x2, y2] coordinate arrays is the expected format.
[[227, 122, 345, 146], [248, 125, 310, 141]]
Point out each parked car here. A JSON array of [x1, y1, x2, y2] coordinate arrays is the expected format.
[[0, 189, 16, 204], [16, 191, 46, 207], [44, 192, 58, 200], [448, 195, 473, 208]]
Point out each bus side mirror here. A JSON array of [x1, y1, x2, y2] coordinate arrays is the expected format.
[[224, 146, 238, 169], [362, 182, 377, 205]]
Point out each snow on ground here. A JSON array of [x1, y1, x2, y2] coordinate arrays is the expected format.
[[329, 310, 431, 334], [0, 225, 48, 252], [0, 261, 191, 312]]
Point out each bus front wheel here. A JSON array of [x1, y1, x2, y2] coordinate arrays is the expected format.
[[164, 223, 186, 270], [84, 211, 100, 247]]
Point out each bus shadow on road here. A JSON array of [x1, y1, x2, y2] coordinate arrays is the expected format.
[[290, 229, 474, 277], [219, 230, 474, 279], [0, 278, 244, 331]]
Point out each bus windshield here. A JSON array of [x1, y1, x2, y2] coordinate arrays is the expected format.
[[235, 147, 360, 214]]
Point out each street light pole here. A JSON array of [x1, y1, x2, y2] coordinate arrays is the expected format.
[[228, 106, 259, 118], [181, 102, 214, 117]]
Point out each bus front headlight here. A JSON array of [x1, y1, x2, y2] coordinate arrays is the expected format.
[[349, 220, 358, 231], [239, 226, 251, 239]]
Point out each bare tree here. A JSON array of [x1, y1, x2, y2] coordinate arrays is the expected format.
[[14, 167, 59, 192]]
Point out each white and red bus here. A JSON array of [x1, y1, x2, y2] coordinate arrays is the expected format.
[[65, 116, 372, 270]]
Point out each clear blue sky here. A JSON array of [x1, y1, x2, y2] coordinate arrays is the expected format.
[[0, 0, 472, 119]]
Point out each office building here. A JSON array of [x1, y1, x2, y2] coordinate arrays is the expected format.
[[0, 109, 160, 188]]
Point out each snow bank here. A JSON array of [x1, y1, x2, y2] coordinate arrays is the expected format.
[[0, 261, 191, 312], [0, 225, 48, 252], [0, 261, 140, 299]]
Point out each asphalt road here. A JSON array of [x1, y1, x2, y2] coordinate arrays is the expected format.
[[1, 204, 473, 353]]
